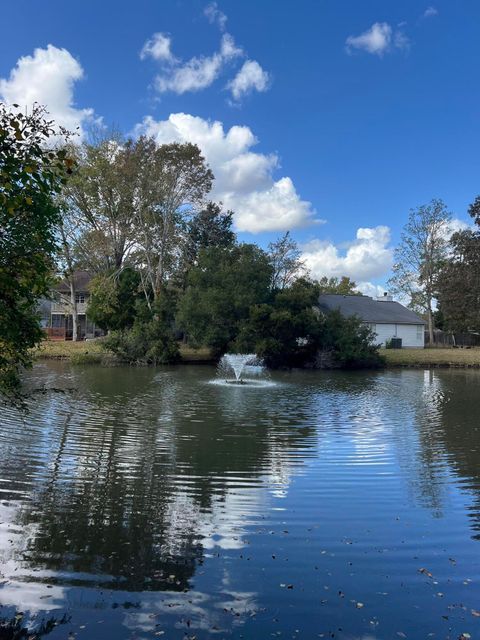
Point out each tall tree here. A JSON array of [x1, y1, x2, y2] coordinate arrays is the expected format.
[[57, 214, 80, 341], [63, 132, 140, 271], [317, 276, 359, 295], [436, 195, 480, 334], [0, 103, 72, 398], [468, 195, 480, 227], [388, 199, 452, 343], [436, 229, 480, 333], [268, 232, 306, 290], [177, 244, 272, 356], [183, 201, 235, 267], [133, 140, 214, 302]]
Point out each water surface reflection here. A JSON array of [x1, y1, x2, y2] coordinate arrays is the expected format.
[[0, 363, 479, 639]]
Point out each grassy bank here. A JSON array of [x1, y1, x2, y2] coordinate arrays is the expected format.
[[34, 341, 480, 369], [381, 347, 480, 368], [33, 340, 214, 364], [33, 340, 107, 364]]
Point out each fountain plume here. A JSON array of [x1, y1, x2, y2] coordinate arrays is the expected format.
[[217, 354, 263, 384]]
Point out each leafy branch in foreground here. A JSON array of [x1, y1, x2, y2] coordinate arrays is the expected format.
[[0, 103, 73, 400]]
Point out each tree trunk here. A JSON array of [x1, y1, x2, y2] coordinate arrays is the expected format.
[[427, 305, 434, 345], [69, 279, 78, 342]]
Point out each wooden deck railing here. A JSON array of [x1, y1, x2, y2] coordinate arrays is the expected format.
[[44, 327, 66, 340]]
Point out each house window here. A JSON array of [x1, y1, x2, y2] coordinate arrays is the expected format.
[[51, 314, 65, 328], [75, 293, 85, 304], [417, 325, 423, 340]]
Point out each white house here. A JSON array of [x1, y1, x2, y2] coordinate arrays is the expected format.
[[318, 293, 425, 348], [41, 271, 104, 341]]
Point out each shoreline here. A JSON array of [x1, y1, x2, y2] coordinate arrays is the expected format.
[[32, 340, 215, 365], [33, 342, 480, 369], [378, 347, 480, 369]]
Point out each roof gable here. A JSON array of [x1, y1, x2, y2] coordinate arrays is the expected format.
[[54, 270, 92, 294], [318, 294, 426, 325]]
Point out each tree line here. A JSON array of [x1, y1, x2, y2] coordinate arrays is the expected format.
[[5, 104, 480, 400], [388, 197, 480, 342], [1, 104, 380, 398]]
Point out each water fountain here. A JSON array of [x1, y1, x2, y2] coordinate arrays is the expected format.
[[215, 353, 272, 387]]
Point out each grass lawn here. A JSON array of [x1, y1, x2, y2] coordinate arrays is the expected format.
[[380, 347, 480, 367], [33, 340, 214, 364], [33, 340, 106, 363], [178, 344, 214, 362]]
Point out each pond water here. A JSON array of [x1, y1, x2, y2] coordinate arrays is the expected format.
[[1, 362, 480, 639]]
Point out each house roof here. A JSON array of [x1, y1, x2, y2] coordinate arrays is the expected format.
[[54, 270, 92, 293], [318, 294, 426, 325]]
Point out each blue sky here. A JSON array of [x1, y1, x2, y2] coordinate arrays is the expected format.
[[1, 0, 479, 293]]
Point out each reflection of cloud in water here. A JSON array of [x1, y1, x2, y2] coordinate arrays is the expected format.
[[0, 580, 66, 614], [194, 485, 266, 550], [0, 503, 66, 614], [311, 370, 452, 516], [124, 587, 259, 635]]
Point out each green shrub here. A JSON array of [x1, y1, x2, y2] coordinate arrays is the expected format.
[[321, 310, 384, 368], [103, 320, 179, 365]]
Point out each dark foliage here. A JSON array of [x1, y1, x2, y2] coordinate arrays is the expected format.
[[0, 103, 72, 399], [184, 201, 235, 266], [103, 320, 179, 364], [103, 289, 179, 364], [234, 279, 383, 369], [88, 267, 142, 331], [177, 244, 273, 357], [317, 275, 359, 295], [437, 229, 480, 332]]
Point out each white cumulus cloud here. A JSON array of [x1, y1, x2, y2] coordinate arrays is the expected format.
[[346, 22, 392, 55], [301, 226, 393, 282], [346, 22, 409, 56], [0, 44, 95, 137], [142, 7, 270, 102], [140, 33, 177, 63], [228, 60, 270, 101], [135, 112, 318, 233], [356, 282, 390, 298], [153, 33, 242, 94]]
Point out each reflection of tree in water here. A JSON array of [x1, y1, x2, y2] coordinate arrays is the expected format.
[[1, 364, 316, 592], [400, 369, 450, 515], [423, 370, 480, 539], [18, 402, 201, 592], [389, 368, 480, 537], [0, 612, 69, 639], [306, 369, 450, 516]]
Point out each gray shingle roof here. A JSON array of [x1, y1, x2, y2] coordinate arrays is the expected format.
[[318, 294, 426, 325], [54, 271, 92, 294]]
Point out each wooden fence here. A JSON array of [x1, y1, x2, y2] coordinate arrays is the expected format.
[[425, 330, 480, 348]]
